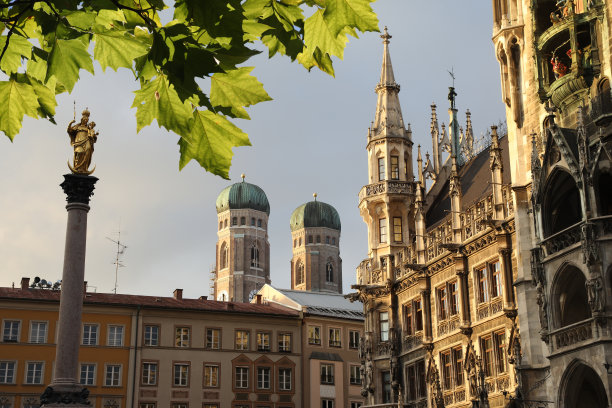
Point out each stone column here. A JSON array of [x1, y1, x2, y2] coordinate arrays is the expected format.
[[42, 174, 97, 407]]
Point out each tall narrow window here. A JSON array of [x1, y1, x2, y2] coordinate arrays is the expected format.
[[308, 326, 321, 345], [495, 331, 506, 374], [404, 303, 413, 335], [378, 157, 386, 181], [175, 327, 190, 348], [382, 371, 392, 403], [477, 266, 490, 303], [141, 362, 157, 385], [438, 286, 448, 320], [278, 333, 292, 352], [440, 351, 451, 390], [393, 217, 402, 242], [257, 332, 270, 351], [379, 312, 389, 342], [204, 364, 219, 387], [105, 365, 121, 386], [240, 217, 246, 225], [453, 346, 464, 387], [279, 368, 292, 390], [235, 330, 249, 350], [481, 335, 494, 377], [415, 299, 423, 331], [320, 364, 334, 384], [379, 218, 387, 243], [296, 261, 305, 286], [257, 367, 270, 389], [449, 281, 459, 316], [391, 156, 399, 179], [250, 246, 260, 268], [349, 330, 360, 349], [206, 328, 220, 349], [491, 261, 503, 298], [220, 243, 228, 269], [328, 328, 341, 347], [404, 157, 408, 178], [235, 367, 249, 388], [326, 262, 333, 282], [173, 363, 189, 387], [251, 217, 256, 226]]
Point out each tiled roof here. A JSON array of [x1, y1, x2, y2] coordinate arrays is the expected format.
[[0, 287, 299, 317]]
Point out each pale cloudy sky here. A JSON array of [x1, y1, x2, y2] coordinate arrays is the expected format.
[[0, 2, 505, 298]]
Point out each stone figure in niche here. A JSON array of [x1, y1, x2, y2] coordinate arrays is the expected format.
[[586, 277, 604, 312], [536, 281, 549, 331]]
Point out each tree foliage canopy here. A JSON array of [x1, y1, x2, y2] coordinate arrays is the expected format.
[[0, 0, 379, 178]]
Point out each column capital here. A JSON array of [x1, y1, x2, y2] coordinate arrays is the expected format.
[[60, 174, 98, 205]]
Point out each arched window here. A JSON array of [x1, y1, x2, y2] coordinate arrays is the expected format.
[[220, 242, 228, 269], [293, 239, 297, 248], [251, 217, 256, 226], [597, 172, 612, 215], [250, 246, 259, 268], [240, 217, 246, 225], [224, 219, 228, 228], [326, 262, 334, 283], [308, 235, 313, 244], [218, 222, 222, 230], [332, 237, 336, 245], [543, 170, 582, 236], [299, 237, 302, 246], [552, 265, 590, 328], [296, 261, 304, 286]]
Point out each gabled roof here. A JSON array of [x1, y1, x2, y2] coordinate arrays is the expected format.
[[425, 135, 511, 226], [0, 287, 298, 317]]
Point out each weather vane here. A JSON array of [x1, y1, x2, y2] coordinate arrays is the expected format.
[[447, 67, 456, 87], [67, 108, 98, 175]]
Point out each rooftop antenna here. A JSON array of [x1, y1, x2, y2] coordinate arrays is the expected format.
[[106, 223, 127, 294]]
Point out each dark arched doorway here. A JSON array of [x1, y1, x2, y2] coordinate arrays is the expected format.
[[543, 170, 581, 236], [561, 362, 608, 408]]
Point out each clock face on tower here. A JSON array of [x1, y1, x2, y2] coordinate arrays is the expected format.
[[248, 289, 258, 302]]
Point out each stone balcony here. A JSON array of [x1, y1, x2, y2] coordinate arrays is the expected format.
[[358, 180, 413, 205], [550, 317, 602, 355]]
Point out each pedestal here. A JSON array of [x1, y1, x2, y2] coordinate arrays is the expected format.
[[41, 174, 97, 407]]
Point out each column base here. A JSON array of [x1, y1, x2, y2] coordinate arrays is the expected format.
[[40, 385, 90, 406]]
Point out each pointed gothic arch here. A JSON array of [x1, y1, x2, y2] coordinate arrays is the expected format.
[[295, 259, 305, 286], [559, 360, 608, 408], [325, 259, 334, 283], [250, 243, 260, 268], [551, 263, 590, 328], [542, 169, 582, 236], [220, 242, 228, 269]]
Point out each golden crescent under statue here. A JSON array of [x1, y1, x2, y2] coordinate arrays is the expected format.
[[67, 108, 98, 175]]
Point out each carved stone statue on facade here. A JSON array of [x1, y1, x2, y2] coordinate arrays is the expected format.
[[465, 340, 478, 399], [536, 281, 549, 331], [67, 109, 98, 175], [585, 277, 605, 313]]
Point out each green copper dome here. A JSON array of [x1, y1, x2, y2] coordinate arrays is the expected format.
[[290, 200, 341, 232], [216, 181, 270, 215]]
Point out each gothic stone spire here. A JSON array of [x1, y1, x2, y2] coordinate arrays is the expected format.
[[372, 27, 409, 140]]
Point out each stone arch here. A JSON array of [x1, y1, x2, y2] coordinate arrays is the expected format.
[[551, 263, 590, 328], [325, 258, 335, 283], [559, 360, 608, 408], [250, 243, 260, 268], [542, 168, 582, 236]]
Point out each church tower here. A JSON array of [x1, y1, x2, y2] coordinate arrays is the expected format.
[[289, 195, 342, 293], [359, 27, 415, 264], [213, 176, 271, 302]]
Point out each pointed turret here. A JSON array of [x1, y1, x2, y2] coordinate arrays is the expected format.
[[430, 103, 441, 174], [372, 27, 409, 140]]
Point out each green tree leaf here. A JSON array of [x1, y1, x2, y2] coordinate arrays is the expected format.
[[0, 35, 32, 75], [45, 35, 94, 92], [210, 67, 272, 112], [178, 109, 251, 178], [131, 74, 194, 135], [93, 29, 150, 71], [324, 0, 378, 37], [0, 78, 40, 140]]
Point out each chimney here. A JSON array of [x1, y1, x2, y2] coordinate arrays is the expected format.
[[256, 294, 262, 305], [199, 295, 208, 301], [173, 289, 183, 300], [21, 277, 30, 290]]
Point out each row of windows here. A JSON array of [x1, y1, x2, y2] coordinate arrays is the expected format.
[[1, 321, 125, 347], [377, 155, 408, 182], [293, 235, 337, 247], [389, 261, 504, 337], [143, 326, 292, 353], [0, 361, 122, 387], [307, 327, 361, 349], [294, 261, 335, 286], [319, 363, 362, 386], [219, 217, 265, 230]]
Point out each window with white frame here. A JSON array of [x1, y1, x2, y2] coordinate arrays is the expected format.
[[278, 368, 291, 391], [107, 325, 123, 346], [257, 367, 270, 389], [379, 311, 389, 341], [257, 332, 270, 351], [2, 320, 20, 342], [206, 328, 220, 349], [141, 362, 157, 385], [82, 324, 98, 345], [379, 218, 387, 243], [278, 333, 291, 352], [235, 366, 249, 388], [29, 321, 47, 344], [175, 327, 190, 347], [144, 325, 158, 346], [321, 399, 334, 408], [308, 326, 321, 345], [378, 157, 386, 181], [173, 363, 189, 387], [235, 330, 249, 350], [0, 361, 15, 384], [328, 328, 341, 347], [204, 364, 219, 387], [320, 364, 334, 384], [105, 365, 121, 386], [25, 362, 44, 384], [349, 330, 360, 349], [79, 364, 96, 385]]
